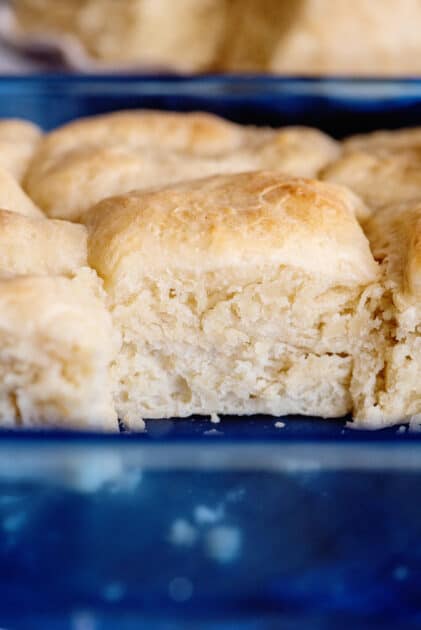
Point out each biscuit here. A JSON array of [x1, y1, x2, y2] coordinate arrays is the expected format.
[[321, 149, 421, 211], [0, 274, 117, 430], [0, 166, 43, 218], [0, 210, 86, 277], [352, 201, 421, 426], [0, 119, 42, 181], [84, 171, 378, 428], [344, 126, 421, 153], [218, 0, 302, 71], [245, 126, 340, 178], [270, 0, 421, 75], [0, 209, 118, 430], [15, 0, 227, 71], [322, 127, 421, 210], [25, 111, 340, 220]]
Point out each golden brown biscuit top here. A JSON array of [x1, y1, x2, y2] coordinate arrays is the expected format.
[[35, 110, 245, 160], [365, 201, 421, 302], [243, 126, 340, 177], [0, 119, 42, 181], [0, 119, 41, 144], [344, 127, 421, 153], [321, 148, 421, 212], [15, 0, 228, 71], [0, 210, 87, 278], [0, 167, 43, 218], [25, 111, 340, 221], [84, 171, 378, 288], [270, 0, 421, 76], [326, 127, 421, 211]]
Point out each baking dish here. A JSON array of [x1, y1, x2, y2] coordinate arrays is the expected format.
[[3, 74, 421, 133], [0, 76, 421, 629]]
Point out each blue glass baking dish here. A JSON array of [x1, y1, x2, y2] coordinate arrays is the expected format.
[[4, 74, 421, 135], [1, 75, 421, 629]]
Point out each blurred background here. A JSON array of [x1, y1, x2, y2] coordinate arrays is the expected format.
[[2, 0, 421, 76]]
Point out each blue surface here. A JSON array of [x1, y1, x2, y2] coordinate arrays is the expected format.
[[3, 74, 421, 134], [0, 76, 421, 628], [0, 423, 421, 629]]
